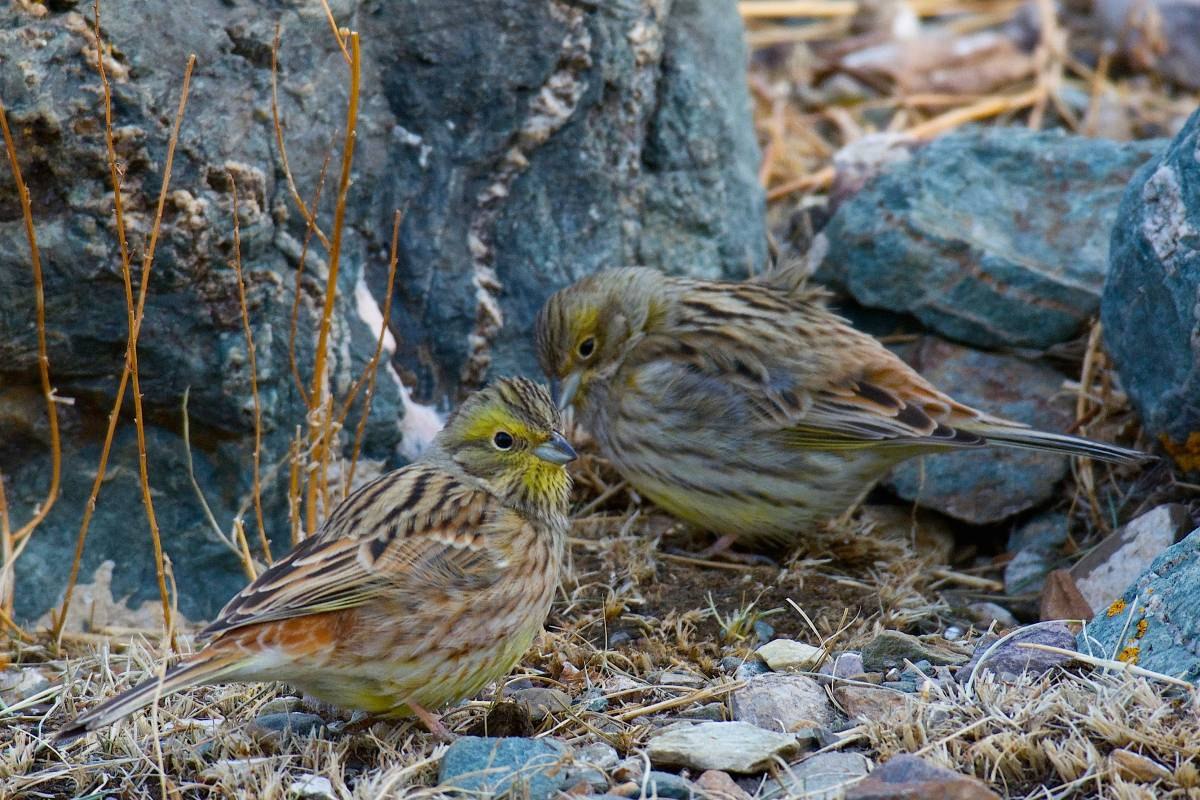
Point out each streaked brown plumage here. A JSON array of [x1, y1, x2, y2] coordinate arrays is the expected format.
[[56, 378, 575, 743], [536, 266, 1146, 550]]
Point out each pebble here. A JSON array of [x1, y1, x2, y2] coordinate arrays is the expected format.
[[956, 622, 1077, 684], [288, 774, 335, 800], [732, 673, 836, 732], [508, 687, 571, 724], [834, 686, 913, 720], [676, 701, 727, 722], [695, 770, 752, 800], [762, 752, 872, 800], [734, 660, 772, 681], [815, 652, 866, 683], [756, 639, 825, 671], [657, 670, 706, 688], [247, 712, 327, 741], [647, 721, 803, 773], [845, 754, 999, 799], [645, 771, 696, 799], [437, 737, 571, 800], [861, 631, 968, 671]]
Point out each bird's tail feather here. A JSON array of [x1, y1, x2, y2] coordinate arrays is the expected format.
[[54, 651, 243, 745], [982, 426, 1148, 464]]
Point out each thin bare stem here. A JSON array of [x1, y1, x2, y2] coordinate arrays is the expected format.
[[287, 142, 335, 408], [228, 172, 272, 566], [271, 24, 332, 254], [0, 96, 62, 552], [343, 209, 402, 493], [52, 3, 194, 649], [305, 31, 361, 536]]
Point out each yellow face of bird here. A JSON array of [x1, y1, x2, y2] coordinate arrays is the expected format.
[[438, 377, 576, 512], [535, 268, 666, 412]]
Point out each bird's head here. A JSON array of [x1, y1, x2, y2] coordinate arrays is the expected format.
[[437, 377, 575, 515], [535, 267, 668, 415]]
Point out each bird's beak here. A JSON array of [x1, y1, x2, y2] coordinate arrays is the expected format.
[[533, 431, 577, 465], [555, 370, 583, 410]]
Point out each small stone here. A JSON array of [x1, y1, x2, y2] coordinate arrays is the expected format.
[[846, 754, 1000, 799], [1005, 548, 1060, 602], [612, 756, 645, 784], [646, 771, 696, 799], [834, 686, 913, 720], [677, 702, 727, 722], [966, 602, 1018, 630], [508, 687, 571, 724], [861, 631, 968, 671], [696, 770, 752, 800], [256, 696, 306, 716], [647, 721, 802, 773], [816, 652, 866, 683], [248, 712, 327, 740], [580, 687, 608, 713], [732, 673, 836, 733], [577, 742, 619, 770], [763, 752, 872, 800], [289, 774, 335, 800], [0, 667, 51, 704], [1070, 505, 1192, 615], [756, 639, 825, 671], [1109, 748, 1173, 782], [438, 737, 571, 800], [734, 660, 772, 681], [753, 620, 775, 646], [657, 670, 706, 688], [1039, 569, 1095, 622], [956, 623, 1077, 684]]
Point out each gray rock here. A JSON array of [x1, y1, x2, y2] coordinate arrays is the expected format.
[[957, 622, 1077, 683], [763, 752, 872, 800], [1070, 504, 1193, 615], [846, 755, 999, 799], [248, 712, 328, 740], [816, 127, 1163, 349], [1102, 109, 1200, 459], [1004, 513, 1070, 612], [965, 602, 1019, 630], [732, 673, 836, 733], [861, 630, 969, 671], [885, 338, 1078, 524], [1079, 527, 1200, 683], [676, 702, 727, 722], [0, 0, 764, 622], [733, 659, 772, 682], [646, 771, 697, 799], [816, 652, 866, 683], [508, 687, 571, 725], [756, 639, 824, 671], [437, 737, 572, 800], [1097, 0, 1200, 90], [1008, 512, 1070, 554], [647, 721, 803, 774], [289, 774, 336, 800]]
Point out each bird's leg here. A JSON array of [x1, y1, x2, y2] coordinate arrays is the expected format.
[[674, 534, 778, 567], [407, 700, 455, 742]]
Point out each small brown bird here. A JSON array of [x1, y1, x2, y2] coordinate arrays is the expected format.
[[56, 378, 575, 743], [536, 266, 1145, 555]]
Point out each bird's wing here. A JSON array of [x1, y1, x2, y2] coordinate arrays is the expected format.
[[199, 465, 504, 639], [641, 281, 990, 451]]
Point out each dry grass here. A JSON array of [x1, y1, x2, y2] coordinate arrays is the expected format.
[[3, 0, 1199, 797]]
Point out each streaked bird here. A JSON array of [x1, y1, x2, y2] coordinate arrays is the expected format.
[[56, 378, 575, 743], [536, 266, 1145, 556]]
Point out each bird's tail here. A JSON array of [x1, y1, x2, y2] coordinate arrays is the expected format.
[[980, 425, 1149, 465], [54, 650, 244, 745]]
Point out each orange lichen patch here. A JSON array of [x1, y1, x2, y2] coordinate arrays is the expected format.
[[1159, 432, 1200, 472], [1107, 598, 1127, 617], [1136, 619, 1149, 639], [1117, 646, 1141, 665]]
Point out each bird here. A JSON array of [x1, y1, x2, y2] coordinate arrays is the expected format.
[[535, 266, 1146, 557], [55, 377, 576, 744]]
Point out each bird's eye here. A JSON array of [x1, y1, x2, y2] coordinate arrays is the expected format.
[[577, 337, 596, 358], [493, 431, 514, 450]]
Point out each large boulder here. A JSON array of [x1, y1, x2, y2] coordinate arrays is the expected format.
[[812, 128, 1163, 350], [1102, 108, 1200, 469], [0, 0, 765, 622]]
